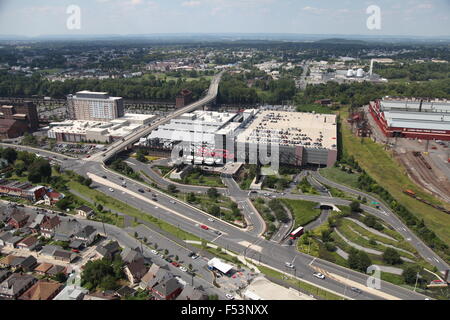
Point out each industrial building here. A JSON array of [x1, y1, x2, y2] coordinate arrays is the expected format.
[[67, 91, 124, 121], [0, 180, 46, 202], [47, 113, 155, 143], [145, 109, 338, 167], [369, 97, 450, 141]]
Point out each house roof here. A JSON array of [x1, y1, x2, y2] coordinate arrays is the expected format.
[[18, 235, 38, 247], [47, 264, 66, 276], [0, 254, 19, 266], [125, 260, 147, 280], [19, 280, 62, 300], [75, 225, 97, 239], [121, 247, 144, 264], [96, 241, 121, 258], [0, 273, 36, 297], [9, 211, 29, 224], [34, 263, 54, 274], [115, 286, 136, 297], [176, 285, 208, 300], [153, 277, 182, 297], [76, 205, 94, 213], [41, 216, 61, 230], [13, 255, 37, 269], [45, 191, 63, 200]]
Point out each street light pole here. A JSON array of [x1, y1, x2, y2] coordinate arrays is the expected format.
[[414, 272, 420, 292]]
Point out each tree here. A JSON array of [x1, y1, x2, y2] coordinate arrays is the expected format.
[[164, 249, 169, 255], [348, 249, 372, 272], [83, 178, 93, 187], [167, 184, 177, 193], [382, 248, 402, 265], [28, 159, 52, 183], [209, 205, 221, 217], [402, 266, 420, 285], [187, 192, 197, 203], [97, 204, 104, 212], [81, 258, 124, 291], [350, 201, 361, 213], [207, 187, 219, 199], [2, 148, 17, 164]]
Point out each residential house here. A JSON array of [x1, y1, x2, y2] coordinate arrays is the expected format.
[[73, 225, 97, 246], [115, 286, 136, 298], [151, 277, 183, 300], [53, 285, 88, 300], [124, 259, 147, 284], [0, 232, 23, 249], [0, 269, 11, 282], [140, 264, 173, 290], [29, 214, 46, 233], [53, 219, 82, 242], [40, 245, 76, 263], [176, 285, 208, 300], [34, 263, 54, 275], [7, 211, 29, 229], [95, 241, 121, 260], [40, 216, 61, 239], [121, 247, 144, 265], [0, 254, 19, 268], [44, 191, 64, 206], [10, 255, 37, 272], [17, 235, 39, 251], [47, 264, 67, 277], [19, 280, 62, 300], [76, 205, 94, 218], [0, 273, 37, 299]]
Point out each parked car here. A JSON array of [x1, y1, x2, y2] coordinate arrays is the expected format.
[[138, 189, 145, 193], [179, 266, 188, 272], [225, 294, 235, 300], [151, 250, 158, 255], [109, 188, 114, 192], [200, 225, 209, 230], [171, 262, 180, 267]]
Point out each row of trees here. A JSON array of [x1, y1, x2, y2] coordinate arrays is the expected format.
[[0, 70, 210, 100]]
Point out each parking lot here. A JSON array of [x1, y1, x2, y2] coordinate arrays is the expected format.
[[52, 143, 106, 156]]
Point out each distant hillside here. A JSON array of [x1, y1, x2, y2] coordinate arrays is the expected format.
[[315, 38, 369, 45]]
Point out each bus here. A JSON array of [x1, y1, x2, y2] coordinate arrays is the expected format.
[[290, 226, 304, 240]]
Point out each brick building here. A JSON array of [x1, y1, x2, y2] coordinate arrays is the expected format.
[[0, 101, 39, 132], [175, 89, 193, 108]]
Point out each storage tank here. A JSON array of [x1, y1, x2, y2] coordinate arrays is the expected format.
[[356, 68, 365, 78], [346, 69, 354, 77]]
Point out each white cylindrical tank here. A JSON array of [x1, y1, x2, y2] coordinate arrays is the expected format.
[[346, 69, 354, 77], [356, 68, 365, 78]]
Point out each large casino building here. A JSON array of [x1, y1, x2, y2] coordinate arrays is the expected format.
[[369, 97, 450, 141]]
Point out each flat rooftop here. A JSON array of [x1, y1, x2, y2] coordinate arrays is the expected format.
[[237, 111, 337, 150], [381, 98, 450, 113]]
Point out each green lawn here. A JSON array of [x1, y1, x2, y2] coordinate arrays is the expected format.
[[339, 110, 450, 246], [171, 170, 225, 188], [280, 199, 321, 227], [320, 166, 361, 189]]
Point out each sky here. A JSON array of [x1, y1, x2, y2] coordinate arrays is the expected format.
[[0, 0, 449, 37]]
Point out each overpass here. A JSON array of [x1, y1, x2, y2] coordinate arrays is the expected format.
[[90, 71, 224, 163]]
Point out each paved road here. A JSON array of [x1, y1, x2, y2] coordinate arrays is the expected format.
[[311, 170, 450, 272], [4, 143, 437, 300]]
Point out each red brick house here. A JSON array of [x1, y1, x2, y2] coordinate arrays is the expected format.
[[7, 212, 29, 229], [151, 278, 182, 300], [40, 216, 61, 238]]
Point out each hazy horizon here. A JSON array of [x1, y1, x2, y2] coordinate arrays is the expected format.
[[0, 0, 449, 38]]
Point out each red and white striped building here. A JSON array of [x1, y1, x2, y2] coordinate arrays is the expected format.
[[369, 97, 450, 141]]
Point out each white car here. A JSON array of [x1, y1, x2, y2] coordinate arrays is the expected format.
[[170, 200, 176, 204], [109, 188, 114, 192], [285, 262, 295, 269], [225, 294, 235, 300], [150, 250, 158, 255], [313, 272, 325, 280], [208, 218, 215, 222], [179, 266, 188, 272]]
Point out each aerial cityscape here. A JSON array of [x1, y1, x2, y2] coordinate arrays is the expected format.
[[0, 0, 449, 307]]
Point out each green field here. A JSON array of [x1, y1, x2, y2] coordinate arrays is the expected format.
[[280, 199, 321, 227], [320, 166, 361, 189], [339, 110, 450, 246]]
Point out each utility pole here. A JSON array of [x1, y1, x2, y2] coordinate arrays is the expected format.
[[308, 238, 311, 255]]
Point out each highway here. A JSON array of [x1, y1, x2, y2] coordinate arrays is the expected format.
[[1, 72, 445, 299]]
